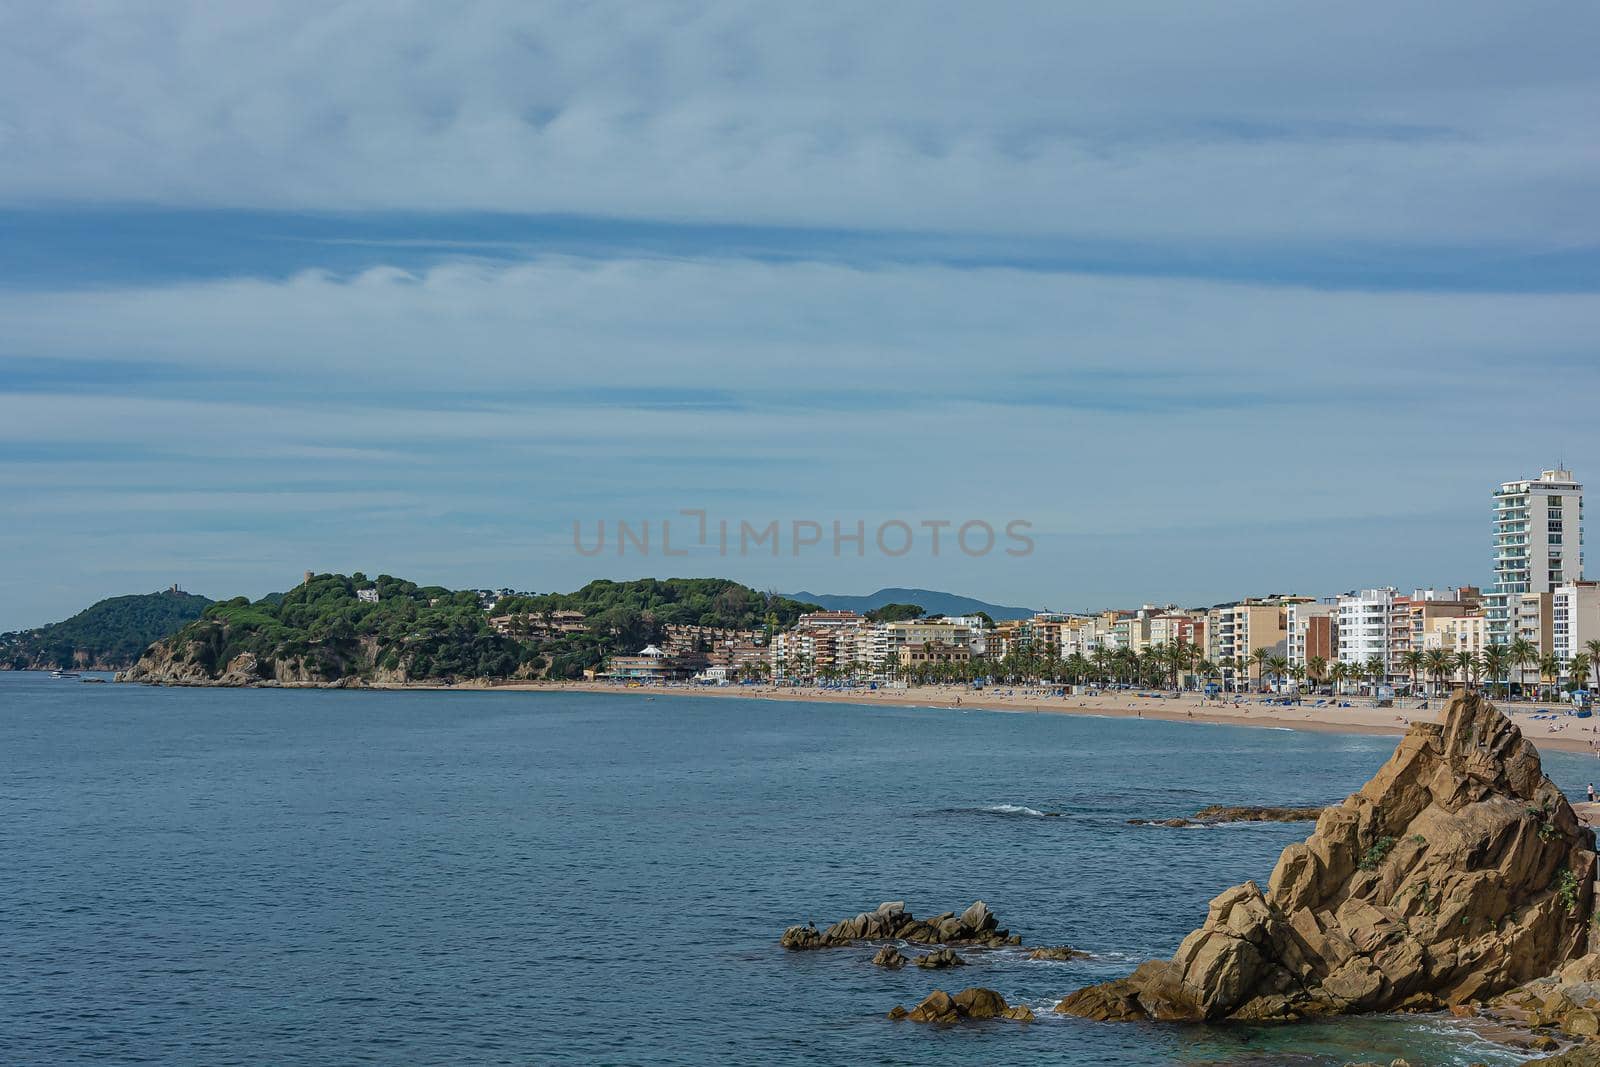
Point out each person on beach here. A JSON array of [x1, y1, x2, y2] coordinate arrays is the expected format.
[[1589, 784, 1596, 804]]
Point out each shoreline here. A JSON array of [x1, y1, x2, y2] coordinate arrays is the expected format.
[[408, 678, 1600, 756], [97, 669, 1600, 756]]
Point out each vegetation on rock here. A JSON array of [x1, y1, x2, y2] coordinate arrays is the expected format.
[[0, 588, 212, 670], [119, 573, 818, 685]]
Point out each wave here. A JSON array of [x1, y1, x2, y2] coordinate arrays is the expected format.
[[982, 803, 1049, 817]]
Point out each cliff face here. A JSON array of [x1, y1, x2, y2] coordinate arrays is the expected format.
[[1059, 692, 1596, 1022], [117, 640, 410, 687]]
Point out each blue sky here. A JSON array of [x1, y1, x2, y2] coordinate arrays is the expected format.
[[3, 1, 1600, 629]]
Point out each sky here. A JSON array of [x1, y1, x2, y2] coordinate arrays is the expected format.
[[3, 1, 1600, 629]]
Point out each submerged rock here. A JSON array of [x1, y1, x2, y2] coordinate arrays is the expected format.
[[781, 899, 1019, 950], [1129, 805, 1325, 828], [1028, 945, 1088, 961], [889, 987, 1028, 1023], [1060, 692, 1597, 1023]]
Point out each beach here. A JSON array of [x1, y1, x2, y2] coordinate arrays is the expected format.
[[464, 679, 1600, 756]]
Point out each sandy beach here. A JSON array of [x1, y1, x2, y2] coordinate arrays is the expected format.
[[447, 679, 1600, 757]]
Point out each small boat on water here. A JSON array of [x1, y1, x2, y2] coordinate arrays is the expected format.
[[50, 669, 81, 679]]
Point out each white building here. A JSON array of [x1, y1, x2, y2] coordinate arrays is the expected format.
[[1552, 581, 1600, 676], [1338, 588, 1398, 676], [1488, 468, 1583, 644]]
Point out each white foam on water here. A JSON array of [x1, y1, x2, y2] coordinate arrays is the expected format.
[[982, 803, 1048, 817]]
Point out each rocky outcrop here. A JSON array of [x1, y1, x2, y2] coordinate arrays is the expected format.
[[1492, 952, 1600, 1039], [1028, 945, 1088, 961], [117, 641, 398, 687], [1527, 1044, 1600, 1066], [1059, 692, 1596, 1023], [888, 987, 1034, 1023], [781, 900, 1021, 950], [1129, 805, 1325, 828], [871, 945, 906, 969], [914, 947, 965, 969]]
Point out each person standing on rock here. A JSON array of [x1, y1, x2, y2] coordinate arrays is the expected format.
[[1588, 783, 1596, 804]]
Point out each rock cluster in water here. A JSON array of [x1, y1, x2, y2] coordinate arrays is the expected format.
[[888, 987, 1035, 1023], [1129, 805, 1326, 828], [1059, 691, 1596, 1023], [781, 900, 1020, 950], [1492, 952, 1600, 1041]]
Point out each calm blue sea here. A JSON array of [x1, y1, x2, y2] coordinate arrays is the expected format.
[[3, 672, 1592, 1065]]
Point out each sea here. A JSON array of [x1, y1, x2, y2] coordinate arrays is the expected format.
[[3, 671, 1591, 1065]]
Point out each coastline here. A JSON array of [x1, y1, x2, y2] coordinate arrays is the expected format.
[[102, 667, 1600, 756], [392, 678, 1600, 757]]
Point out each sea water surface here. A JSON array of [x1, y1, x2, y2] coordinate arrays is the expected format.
[[3, 673, 1593, 1065]]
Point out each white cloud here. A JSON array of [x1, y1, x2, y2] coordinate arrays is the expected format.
[[2, 1, 1596, 244], [1, 256, 1595, 396]]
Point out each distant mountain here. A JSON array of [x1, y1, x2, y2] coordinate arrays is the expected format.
[[784, 587, 1036, 621], [0, 588, 214, 670]]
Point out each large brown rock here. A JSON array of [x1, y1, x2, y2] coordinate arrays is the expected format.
[[1058, 692, 1597, 1023]]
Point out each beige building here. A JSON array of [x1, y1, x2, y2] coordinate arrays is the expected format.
[[1422, 615, 1489, 660], [1207, 600, 1289, 686], [1512, 592, 1554, 656]]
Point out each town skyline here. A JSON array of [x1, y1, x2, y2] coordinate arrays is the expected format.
[[5, 5, 1600, 633]]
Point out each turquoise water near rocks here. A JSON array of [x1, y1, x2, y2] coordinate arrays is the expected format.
[[4, 672, 1590, 1064]]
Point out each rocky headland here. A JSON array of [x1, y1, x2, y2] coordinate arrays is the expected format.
[[1058, 691, 1597, 1025]]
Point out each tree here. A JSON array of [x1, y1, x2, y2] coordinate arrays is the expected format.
[[1455, 650, 1477, 691], [866, 603, 925, 623], [1422, 648, 1454, 697], [1508, 637, 1539, 699], [1539, 652, 1563, 700], [1307, 655, 1328, 692], [1251, 647, 1272, 692], [1586, 638, 1600, 691], [1364, 654, 1386, 692], [1568, 653, 1592, 695], [1480, 644, 1511, 700], [1400, 649, 1424, 696], [1266, 654, 1289, 693]]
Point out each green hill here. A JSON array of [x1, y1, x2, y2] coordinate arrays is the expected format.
[[1, 588, 214, 670], [122, 574, 818, 685]]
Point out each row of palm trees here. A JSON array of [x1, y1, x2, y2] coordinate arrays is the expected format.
[[766, 636, 1600, 700]]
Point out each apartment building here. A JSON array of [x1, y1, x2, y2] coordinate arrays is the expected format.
[[1422, 615, 1490, 659], [1207, 600, 1288, 685], [1553, 580, 1600, 677], [1337, 588, 1398, 677], [1286, 600, 1338, 668], [1511, 592, 1554, 656], [1488, 468, 1584, 643]]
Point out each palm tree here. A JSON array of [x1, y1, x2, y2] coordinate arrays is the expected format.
[[1267, 654, 1289, 694], [1250, 647, 1272, 693], [1422, 648, 1453, 697], [1509, 637, 1538, 700], [1586, 638, 1600, 692], [1400, 649, 1424, 697], [1454, 650, 1476, 691], [1569, 653, 1592, 697], [1480, 644, 1509, 700], [1539, 653, 1563, 701], [1328, 660, 1347, 697], [1365, 654, 1386, 694], [1307, 655, 1327, 693]]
